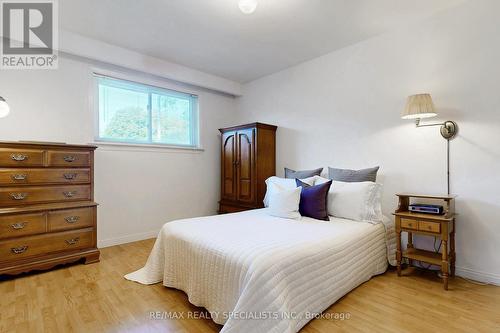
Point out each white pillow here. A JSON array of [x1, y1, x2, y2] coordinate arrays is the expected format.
[[313, 175, 330, 185], [315, 176, 382, 222], [267, 183, 302, 219], [263, 176, 315, 207]]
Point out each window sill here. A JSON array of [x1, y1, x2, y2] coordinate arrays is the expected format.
[[91, 141, 204, 153]]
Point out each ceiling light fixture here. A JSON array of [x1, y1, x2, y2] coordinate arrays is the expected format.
[[238, 0, 258, 14]]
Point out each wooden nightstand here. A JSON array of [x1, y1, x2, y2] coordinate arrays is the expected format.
[[393, 194, 456, 290]]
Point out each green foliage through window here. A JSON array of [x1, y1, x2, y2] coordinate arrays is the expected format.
[[96, 75, 199, 147]]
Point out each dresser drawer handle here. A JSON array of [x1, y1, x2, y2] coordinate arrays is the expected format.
[[11, 154, 28, 161], [65, 216, 80, 223], [63, 191, 77, 198], [11, 222, 27, 230], [63, 155, 77, 162], [63, 173, 77, 180], [65, 237, 80, 245], [11, 245, 28, 254], [11, 174, 28, 181], [10, 193, 28, 200]]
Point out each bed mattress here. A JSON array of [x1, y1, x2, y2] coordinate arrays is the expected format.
[[125, 209, 396, 333]]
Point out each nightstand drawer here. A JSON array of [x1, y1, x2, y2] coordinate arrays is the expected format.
[[400, 218, 418, 230], [419, 221, 441, 233]]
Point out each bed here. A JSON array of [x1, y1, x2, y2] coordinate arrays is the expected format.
[[125, 208, 396, 333]]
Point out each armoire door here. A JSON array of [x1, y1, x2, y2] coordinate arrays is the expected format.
[[221, 131, 237, 200], [236, 128, 255, 203]]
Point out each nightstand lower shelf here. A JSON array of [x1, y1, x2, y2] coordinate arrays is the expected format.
[[403, 248, 442, 266]]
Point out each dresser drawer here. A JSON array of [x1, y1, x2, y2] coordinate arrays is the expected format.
[[0, 148, 44, 167], [0, 168, 90, 186], [0, 212, 46, 239], [400, 218, 418, 230], [0, 185, 91, 205], [47, 151, 90, 167], [48, 207, 94, 232], [0, 228, 93, 262], [419, 221, 441, 233]]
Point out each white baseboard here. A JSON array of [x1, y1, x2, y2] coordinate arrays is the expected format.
[[456, 266, 500, 286], [98, 229, 160, 248]]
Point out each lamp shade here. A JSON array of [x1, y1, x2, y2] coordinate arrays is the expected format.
[[0, 96, 9, 118], [402, 93, 437, 119]]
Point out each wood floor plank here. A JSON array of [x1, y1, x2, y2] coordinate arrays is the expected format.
[[1, 238, 499, 333]]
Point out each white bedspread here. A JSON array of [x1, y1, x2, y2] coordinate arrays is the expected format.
[[125, 209, 396, 333]]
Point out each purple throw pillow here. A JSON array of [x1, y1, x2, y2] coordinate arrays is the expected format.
[[295, 179, 332, 221]]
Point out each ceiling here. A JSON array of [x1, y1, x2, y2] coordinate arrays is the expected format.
[[60, 0, 465, 83]]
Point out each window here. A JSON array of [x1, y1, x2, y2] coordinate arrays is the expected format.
[[95, 75, 199, 148]]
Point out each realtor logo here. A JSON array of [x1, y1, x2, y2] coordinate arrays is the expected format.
[[1, 0, 58, 69]]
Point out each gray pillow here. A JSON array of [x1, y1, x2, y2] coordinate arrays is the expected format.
[[284, 167, 323, 179], [328, 166, 379, 182]]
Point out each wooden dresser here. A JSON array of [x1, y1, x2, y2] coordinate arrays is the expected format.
[[0, 141, 99, 275], [219, 123, 277, 213]]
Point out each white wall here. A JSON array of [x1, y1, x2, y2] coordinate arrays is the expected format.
[[237, 0, 500, 284], [0, 55, 238, 247]]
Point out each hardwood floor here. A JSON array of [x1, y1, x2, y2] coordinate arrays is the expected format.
[[1, 238, 499, 333]]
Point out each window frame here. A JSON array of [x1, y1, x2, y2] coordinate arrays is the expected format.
[[92, 71, 201, 150]]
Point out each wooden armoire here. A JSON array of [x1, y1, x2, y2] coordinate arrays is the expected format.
[[218, 123, 277, 213]]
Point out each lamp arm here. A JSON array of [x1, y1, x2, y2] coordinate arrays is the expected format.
[[414, 118, 445, 127], [415, 122, 445, 128], [414, 118, 458, 140]]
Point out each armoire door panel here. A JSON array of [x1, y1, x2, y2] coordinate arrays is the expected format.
[[238, 180, 251, 200], [236, 129, 254, 203], [221, 132, 236, 200]]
